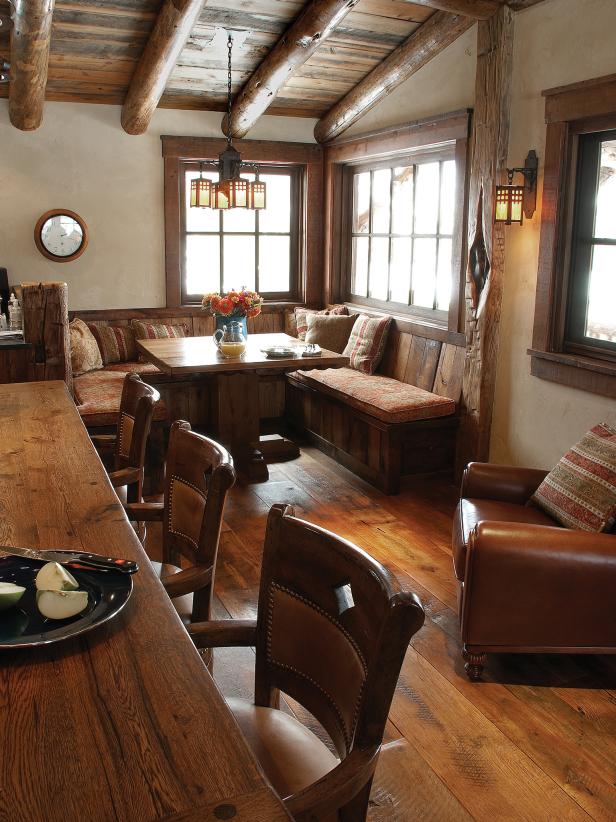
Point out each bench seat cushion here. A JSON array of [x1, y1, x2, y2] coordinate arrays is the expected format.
[[290, 367, 456, 424], [74, 363, 167, 427]]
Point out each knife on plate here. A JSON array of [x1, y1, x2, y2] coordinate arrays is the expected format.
[[0, 545, 138, 574]]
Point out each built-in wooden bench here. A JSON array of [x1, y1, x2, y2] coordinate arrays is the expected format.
[[285, 319, 466, 494]]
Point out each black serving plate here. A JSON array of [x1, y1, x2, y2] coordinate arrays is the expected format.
[[0, 553, 133, 648]]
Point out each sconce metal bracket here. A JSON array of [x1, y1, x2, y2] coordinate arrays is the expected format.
[[508, 150, 538, 219]]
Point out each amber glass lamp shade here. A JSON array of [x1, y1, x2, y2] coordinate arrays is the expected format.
[[495, 184, 524, 225], [190, 177, 212, 208]]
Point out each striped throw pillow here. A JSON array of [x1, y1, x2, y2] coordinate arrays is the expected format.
[[531, 423, 616, 532], [87, 324, 137, 364], [343, 315, 392, 375], [294, 305, 348, 341], [131, 321, 188, 340]]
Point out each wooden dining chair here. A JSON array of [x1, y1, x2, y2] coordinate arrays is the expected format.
[[188, 504, 424, 821], [91, 372, 160, 508], [125, 420, 236, 625]]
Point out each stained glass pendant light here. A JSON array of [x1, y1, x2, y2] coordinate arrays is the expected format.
[[190, 34, 266, 211]]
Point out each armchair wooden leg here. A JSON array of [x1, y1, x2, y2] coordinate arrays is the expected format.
[[339, 776, 373, 822], [463, 648, 487, 681]]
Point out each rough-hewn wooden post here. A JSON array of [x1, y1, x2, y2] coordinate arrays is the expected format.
[[456, 6, 515, 472], [21, 281, 72, 395]]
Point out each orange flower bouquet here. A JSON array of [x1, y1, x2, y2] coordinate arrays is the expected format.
[[202, 288, 263, 320]]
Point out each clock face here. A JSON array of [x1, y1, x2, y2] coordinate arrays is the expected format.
[[35, 210, 88, 262]]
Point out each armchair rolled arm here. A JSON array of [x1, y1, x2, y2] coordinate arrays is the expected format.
[[124, 502, 164, 522], [461, 462, 548, 505], [285, 746, 379, 819], [188, 619, 257, 649], [109, 466, 141, 489], [161, 565, 212, 599], [462, 521, 616, 649]]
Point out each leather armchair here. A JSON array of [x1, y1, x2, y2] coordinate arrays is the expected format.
[[453, 462, 616, 680]]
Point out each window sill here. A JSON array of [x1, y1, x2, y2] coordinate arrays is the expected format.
[[346, 302, 466, 345], [528, 348, 616, 398]]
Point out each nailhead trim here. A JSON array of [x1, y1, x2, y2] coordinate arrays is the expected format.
[[266, 582, 367, 750], [168, 474, 206, 549]]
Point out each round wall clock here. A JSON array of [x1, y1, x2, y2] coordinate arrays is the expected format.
[[34, 209, 88, 262]]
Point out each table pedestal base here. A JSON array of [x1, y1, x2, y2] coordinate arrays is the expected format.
[[215, 373, 300, 483]]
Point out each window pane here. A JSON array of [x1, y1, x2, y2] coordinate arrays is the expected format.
[[391, 167, 414, 235], [223, 199, 255, 233], [439, 161, 456, 235], [390, 237, 412, 304], [185, 235, 220, 295], [369, 237, 389, 300], [414, 162, 440, 234], [411, 238, 437, 308], [585, 244, 616, 342], [259, 236, 290, 292], [372, 169, 391, 234], [223, 235, 255, 292], [594, 140, 616, 240], [436, 238, 453, 311], [352, 236, 369, 296], [185, 171, 220, 232], [353, 172, 370, 233], [259, 173, 291, 233]]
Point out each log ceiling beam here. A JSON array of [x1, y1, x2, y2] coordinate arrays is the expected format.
[[121, 0, 204, 136], [9, 0, 55, 131], [223, 0, 359, 139], [402, 0, 504, 20], [314, 11, 474, 144]]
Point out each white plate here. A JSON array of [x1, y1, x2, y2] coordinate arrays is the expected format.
[[261, 346, 298, 358]]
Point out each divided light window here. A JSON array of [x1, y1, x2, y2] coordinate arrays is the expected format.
[[565, 130, 616, 357], [346, 151, 457, 320], [180, 162, 301, 304]]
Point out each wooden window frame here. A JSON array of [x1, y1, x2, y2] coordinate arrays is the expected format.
[[530, 74, 616, 398], [162, 136, 323, 309], [180, 162, 303, 304], [323, 110, 471, 334]]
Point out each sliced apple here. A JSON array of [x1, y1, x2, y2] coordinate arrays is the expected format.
[[36, 590, 88, 620], [0, 582, 26, 612], [35, 561, 79, 592]]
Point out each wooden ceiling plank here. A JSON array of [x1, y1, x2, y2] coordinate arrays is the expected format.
[[121, 0, 204, 135], [314, 10, 473, 142], [399, 0, 501, 19], [9, 0, 55, 130], [224, 0, 360, 139]]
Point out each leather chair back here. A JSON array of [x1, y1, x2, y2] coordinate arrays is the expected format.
[[254, 504, 424, 759], [114, 373, 160, 476], [162, 421, 235, 620]]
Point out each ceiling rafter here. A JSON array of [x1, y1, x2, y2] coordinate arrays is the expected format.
[[314, 10, 474, 143], [121, 0, 205, 135], [223, 0, 359, 139], [9, 0, 55, 130]]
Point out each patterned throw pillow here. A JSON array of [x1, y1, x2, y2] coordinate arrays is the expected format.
[[131, 321, 188, 340], [531, 423, 616, 532], [87, 323, 137, 365], [342, 314, 392, 375], [69, 319, 103, 376], [294, 305, 348, 341]]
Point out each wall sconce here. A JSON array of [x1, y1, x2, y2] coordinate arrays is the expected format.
[[495, 150, 538, 225]]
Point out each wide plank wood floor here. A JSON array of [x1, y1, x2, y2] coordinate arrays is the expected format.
[[146, 446, 616, 821]]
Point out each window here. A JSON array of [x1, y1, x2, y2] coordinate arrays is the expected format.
[[180, 163, 302, 303], [565, 130, 616, 357], [346, 154, 457, 320], [531, 74, 616, 398]]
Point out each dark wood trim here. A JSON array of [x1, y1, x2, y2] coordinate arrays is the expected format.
[[70, 304, 297, 322], [323, 110, 472, 334], [531, 74, 616, 398], [344, 303, 467, 345], [161, 137, 324, 309]]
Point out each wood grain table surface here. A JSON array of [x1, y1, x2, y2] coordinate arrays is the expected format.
[[136, 332, 349, 376], [0, 381, 290, 822]]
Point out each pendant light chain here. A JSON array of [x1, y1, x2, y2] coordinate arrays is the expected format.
[[227, 33, 233, 148]]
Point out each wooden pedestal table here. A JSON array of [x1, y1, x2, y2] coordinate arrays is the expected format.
[[136, 333, 349, 482], [0, 381, 290, 821]]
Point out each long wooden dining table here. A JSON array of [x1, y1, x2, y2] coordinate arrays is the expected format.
[[0, 381, 290, 821]]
